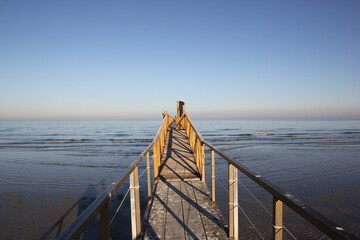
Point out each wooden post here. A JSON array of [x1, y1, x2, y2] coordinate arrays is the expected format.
[[273, 197, 283, 240], [194, 139, 199, 168], [130, 166, 141, 239], [157, 138, 162, 164], [211, 150, 216, 202], [146, 151, 151, 199], [198, 140, 201, 166], [228, 163, 239, 240], [159, 129, 164, 155], [189, 129, 194, 148], [176, 101, 185, 118], [176, 101, 185, 128], [162, 127, 165, 151], [153, 141, 160, 179], [153, 142, 157, 179], [100, 201, 110, 240], [186, 120, 190, 137], [201, 143, 205, 182]]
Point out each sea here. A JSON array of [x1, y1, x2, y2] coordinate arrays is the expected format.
[[0, 120, 359, 239]]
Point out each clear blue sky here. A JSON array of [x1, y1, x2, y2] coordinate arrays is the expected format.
[[1, 1, 359, 120]]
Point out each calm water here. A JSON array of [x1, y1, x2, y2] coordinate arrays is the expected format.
[[0, 120, 359, 239]]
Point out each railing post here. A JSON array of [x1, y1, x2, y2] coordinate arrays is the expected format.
[[130, 166, 141, 239], [146, 151, 151, 199], [228, 163, 239, 240], [159, 128, 164, 154], [100, 201, 110, 240], [195, 138, 199, 168], [186, 120, 190, 137], [211, 149, 216, 202], [189, 129, 193, 148], [192, 130, 195, 149], [201, 143, 205, 182], [153, 141, 159, 178], [273, 197, 283, 240], [199, 141, 201, 170]]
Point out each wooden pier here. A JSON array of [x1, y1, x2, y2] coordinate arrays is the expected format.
[[143, 124, 227, 239], [57, 101, 358, 240]]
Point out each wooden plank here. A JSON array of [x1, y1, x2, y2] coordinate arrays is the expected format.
[[160, 128, 200, 181], [164, 181, 185, 239], [144, 181, 168, 239], [181, 181, 207, 240], [143, 123, 227, 240], [191, 181, 228, 240], [144, 179, 227, 240]]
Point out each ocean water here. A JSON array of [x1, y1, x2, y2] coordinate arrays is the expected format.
[[0, 120, 359, 239]]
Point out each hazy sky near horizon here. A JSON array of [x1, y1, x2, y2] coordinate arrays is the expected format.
[[1, 1, 359, 120]]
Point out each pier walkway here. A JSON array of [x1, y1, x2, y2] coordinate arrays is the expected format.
[[57, 101, 358, 240], [143, 126, 227, 239]]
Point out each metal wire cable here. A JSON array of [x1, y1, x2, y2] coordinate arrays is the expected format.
[[110, 187, 131, 225], [238, 202, 265, 240], [214, 176, 263, 238], [214, 176, 228, 193], [215, 175, 297, 239], [214, 176, 265, 239], [109, 155, 153, 239], [139, 166, 148, 178], [110, 163, 148, 226], [238, 177, 298, 240], [238, 177, 272, 215], [283, 226, 298, 240]]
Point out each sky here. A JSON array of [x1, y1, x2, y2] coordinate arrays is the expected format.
[[0, 0, 359, 120]]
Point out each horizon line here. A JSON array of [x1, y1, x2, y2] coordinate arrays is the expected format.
[[1, 117, 360, 121]]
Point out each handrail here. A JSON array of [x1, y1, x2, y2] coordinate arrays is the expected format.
[[178, 113, 206, 181], [57, 115, 174, 240], [205, 142, 357, 240], [182, 114, 358, 240]]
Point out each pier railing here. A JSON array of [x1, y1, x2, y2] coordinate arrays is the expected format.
[[57, 115, 174, 240], [178, 113, 206, 181], [58, 109, 357, 240], [179, 113, 357, 240]]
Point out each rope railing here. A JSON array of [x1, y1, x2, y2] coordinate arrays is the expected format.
[[57, 115, 174, 240], [181, 114, 357, 240]]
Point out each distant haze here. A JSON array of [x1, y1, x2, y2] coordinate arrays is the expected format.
[[1, 1, 359, 120]]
